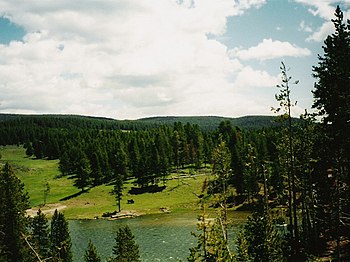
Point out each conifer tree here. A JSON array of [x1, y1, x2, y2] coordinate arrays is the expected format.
[[50, 209, 72, 262], [312, 5, 350, 258], [0, 163, 30, 262], [243, 144, 260, 204], [188, 142, 233, 262], [113, 175, 124, 213], [273, 61, 299, 241], [30, 209, 51, 259], [236, 205, 285, 262], [111, 225, 140, 262], [84, 240, 101, 262], [74, 155, 92, 191]]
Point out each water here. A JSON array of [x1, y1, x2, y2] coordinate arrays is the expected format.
[[69, 211, 246, 261], [69, 212, 198, 261]]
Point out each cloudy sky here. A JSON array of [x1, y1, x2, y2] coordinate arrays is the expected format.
[[0, 0, 349, 119]]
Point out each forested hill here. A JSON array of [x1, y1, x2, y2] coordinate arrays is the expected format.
[[0, 113, 280, 130], [136, 115, 280, 130]]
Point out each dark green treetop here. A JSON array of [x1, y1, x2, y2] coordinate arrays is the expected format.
[[50, 209, 72, 262], [0, 163, 30, 262], [30, 209, 51, 259], [111, 225, 140, 262], [84, 240, 101, 262]]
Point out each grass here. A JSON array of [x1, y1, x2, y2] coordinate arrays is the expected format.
[[0, 146, 221, 219], [0, 145, 77, 207]]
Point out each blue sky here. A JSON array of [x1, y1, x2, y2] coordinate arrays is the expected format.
[[0, 0, 349, 119]]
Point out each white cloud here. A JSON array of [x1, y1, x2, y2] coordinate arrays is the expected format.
[[293, 0, 350, 42], [234, 66, 278, 88], [299, 21, 313, 33], [0, 0, 280, 119], [306, 21, 334, 42], [230, 38, 311, 61]]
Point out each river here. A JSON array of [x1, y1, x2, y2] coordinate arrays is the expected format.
[[69, 211, 247, 261]]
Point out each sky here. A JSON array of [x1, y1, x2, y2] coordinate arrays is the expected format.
[[0, 0, 349, 120]]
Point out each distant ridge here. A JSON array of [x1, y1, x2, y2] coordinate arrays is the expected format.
[[0, 113, 280, 130], [136, 115, 279, 130]]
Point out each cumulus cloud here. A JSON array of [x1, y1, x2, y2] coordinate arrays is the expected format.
[[230, 38, 311, 61], [0, 0, 268, 118], [234, 66, 278, 88], [0, 0, 278, 119], [293, 0, 350, 42]]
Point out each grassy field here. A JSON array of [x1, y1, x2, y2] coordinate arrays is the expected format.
[[0, 145, 216, 219], [0, 145, 77, 207]]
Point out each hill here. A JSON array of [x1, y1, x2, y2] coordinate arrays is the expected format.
[[136, 115, 279, 130], [0, 113, 280, 130]]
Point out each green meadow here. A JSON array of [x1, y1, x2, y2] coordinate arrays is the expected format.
[[0, 145, 215, 219]]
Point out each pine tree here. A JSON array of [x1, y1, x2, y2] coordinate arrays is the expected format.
[[113, 175, 123, 213], [50, 209, 72, 262], [74, 155, 92, 191], [312, 6, 350, 140], [25, 142, 34, 157], [111, 225, 140, 262], [188, 215, 232, 262], [243, 144, 260, 204], [188, 142, 233, 262], [235, 230, 252, 262], [312, 5, 350, 259], [84, 240, 101, 262], [0, 163, 30, 262], [236, 206, 285, 262], [273, 61, 299, 242], [30, 209, 51, 259]]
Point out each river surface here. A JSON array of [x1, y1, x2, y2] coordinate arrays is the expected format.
[[69, 211, 247, 261]]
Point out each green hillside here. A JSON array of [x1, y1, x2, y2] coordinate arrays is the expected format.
[[0, 113, 280, 130], [137, 115, 280, 130]]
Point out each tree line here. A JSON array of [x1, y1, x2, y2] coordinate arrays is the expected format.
[[0, 109, 279, 197]]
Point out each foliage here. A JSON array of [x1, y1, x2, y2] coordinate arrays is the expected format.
[[188, 142, 233, 262], [0, 163, 30, 262], [188, 214, 232, 262], [50, 209, 73, 262], [273, 61, 300, 244], [312, 5, 350, 259], [84, 240, 101, 262], [111, 225, 140, 262], [235, 207, 285, 262], [30, 209, 51, 259], [113, 175, 124, 212]]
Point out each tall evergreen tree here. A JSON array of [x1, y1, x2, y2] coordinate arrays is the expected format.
[[113, 175, 124, 213], [312, 5, 350, 258], [273, 61, 299, 242], [236, 206, 285, 262], [111, 225, 140, 262], [84, 240, 101, 262], [243, 144, 260, 204], [0, 163, 30, 262], [74, 155, 92, 191], [50, 210, 73, 262], [188, 141, 234, 262], [30, 209, 51, 260]]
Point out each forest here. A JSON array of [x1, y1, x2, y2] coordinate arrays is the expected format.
[[0, 5, 349, 262]]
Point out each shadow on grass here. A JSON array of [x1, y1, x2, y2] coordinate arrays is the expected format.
[[59, 189, 89, 201]]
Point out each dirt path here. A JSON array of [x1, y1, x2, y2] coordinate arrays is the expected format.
[[26, 203, 67, 217]]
